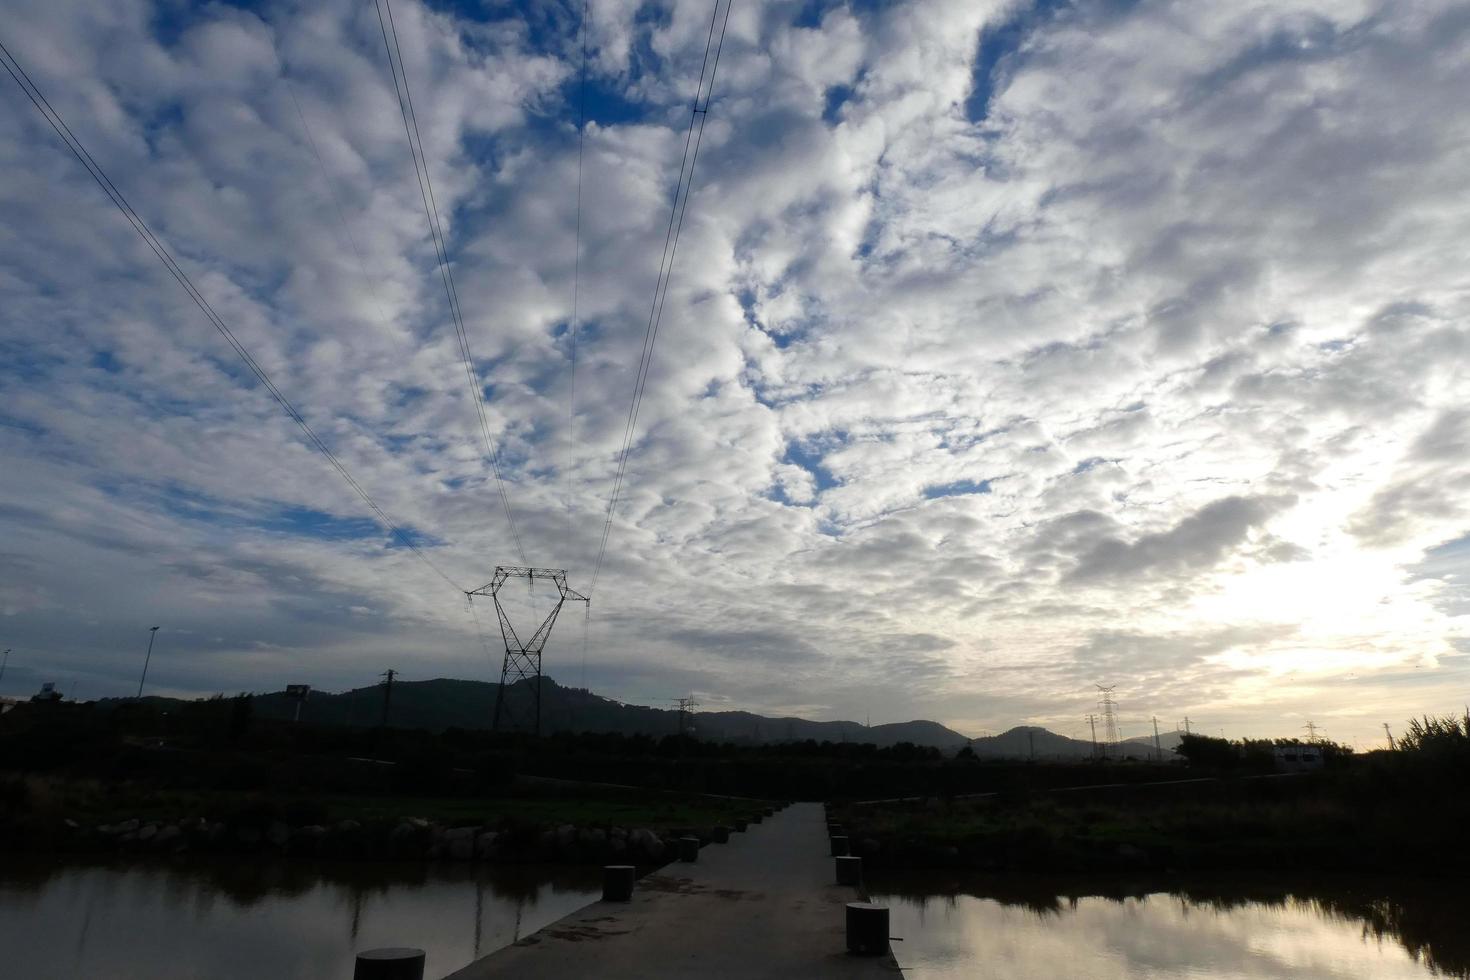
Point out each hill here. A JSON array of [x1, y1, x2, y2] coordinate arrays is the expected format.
[[96, 679, 1176, 757], [965, 726, 1181, 761], [98, 677, 974, 750]]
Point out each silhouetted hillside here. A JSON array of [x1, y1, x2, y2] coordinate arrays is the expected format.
[[94, 679, 1175, 757], [96, 678, 973, 750], [966, 726, 1181, 760]]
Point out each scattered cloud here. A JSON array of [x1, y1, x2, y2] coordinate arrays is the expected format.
[[2, 0, 1469, 745]]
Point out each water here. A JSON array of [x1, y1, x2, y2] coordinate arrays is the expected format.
[[0, 857, 599, 979], [5, 860, 1464, 979], [872, 872, 1470, 980]]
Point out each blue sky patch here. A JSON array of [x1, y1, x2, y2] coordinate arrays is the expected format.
[[924, 478, 991, 499], [783, 439, 839, 492], [823, 84, 854, 124]]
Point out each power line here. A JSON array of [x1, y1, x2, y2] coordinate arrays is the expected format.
[[565, 0, 591, 565], [372, 0, 529, 567], [0, 37, 460, 593], [588, 0, 733, 596]]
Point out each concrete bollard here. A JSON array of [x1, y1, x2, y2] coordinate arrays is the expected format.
[[354, 948, 425, 980], [678, 836, 701, 862], [733, 818, 748, 832], [836, 855, 863, 886], [712, 825, 730, 843], [603, 864, 636, 902], [830, 834, 850, 857], [845, 903, 890, 956]]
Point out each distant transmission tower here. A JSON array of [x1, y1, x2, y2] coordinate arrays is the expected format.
[[675, 696, 700, 737], [467, 566, 589, 736], [1303, 720, 1322, 742], [1383, 722, 1396, 750], [1095, 685, 1119, 759]]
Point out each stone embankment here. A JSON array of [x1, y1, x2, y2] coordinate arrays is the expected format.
[[21, 815, 726, 866]]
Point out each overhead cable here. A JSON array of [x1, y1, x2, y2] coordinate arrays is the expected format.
[[565, 0, 590, 565], [373, 0, 530, 567], [587, 0, 733, 596], [0, 37, 461, 594]]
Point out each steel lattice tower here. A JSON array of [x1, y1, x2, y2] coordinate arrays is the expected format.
[[467, 566, 589, 736], [1096, 685, 1119, 758]]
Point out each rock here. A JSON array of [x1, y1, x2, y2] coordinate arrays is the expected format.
[[297, 825, 327, 840], [155, 825, 183, 848], [609, 827, 628, 841], [207, 822, 227, 843], [137, 824, 158, 843], [267, 821, 290, 847], [444, 826, 476, 842], [236, 827, 262, 847], [1116, 843, 1147, 865], [116, 819, 141, 835], [608, 838, 629, 859], [475, 831, 500, 859], [335, 820, 362, 834], [579, 828, 607, 849], [449, 837, 474, 861]]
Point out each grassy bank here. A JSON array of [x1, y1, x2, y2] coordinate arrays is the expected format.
[[831, 722, 1470, 875], [5, 772, 759, 829]]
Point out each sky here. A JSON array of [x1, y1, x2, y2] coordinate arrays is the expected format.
[[2, 0, 1469, 748]]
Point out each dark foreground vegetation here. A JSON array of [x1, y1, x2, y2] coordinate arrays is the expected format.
[[6, 695, 1469, 877], [833, 714, 1470, 876]]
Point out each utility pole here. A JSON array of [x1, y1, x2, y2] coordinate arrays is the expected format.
[[1087, 714, 1098, 761], [380, 669, 397, 729], [1152, 716, 1162, 761], [1383, 722, 1396, 750], [136, 627, 160, 699], [0, 648, 10, 688], [1027, 728, 1036, 761]]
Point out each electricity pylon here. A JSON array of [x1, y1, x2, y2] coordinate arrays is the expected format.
[[675, 696, 700, 736], [1095, 685, 1119, 758], [467, 566, 589, 736]]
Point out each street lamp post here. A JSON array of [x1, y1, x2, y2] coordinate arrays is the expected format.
[[137, 627, 160, 699]]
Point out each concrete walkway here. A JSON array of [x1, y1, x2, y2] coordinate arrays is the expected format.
[[444, 802, 903, 980]]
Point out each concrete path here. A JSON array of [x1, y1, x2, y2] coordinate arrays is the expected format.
[[444, 802, 903, 980]]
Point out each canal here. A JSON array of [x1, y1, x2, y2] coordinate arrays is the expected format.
[[871, 871, 1470, 980], [3, 859, 1466, 978], [0, 857, 598, 979]]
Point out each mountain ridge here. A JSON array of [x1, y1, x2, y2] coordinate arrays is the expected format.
[[97, 677, 1179, 757]]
